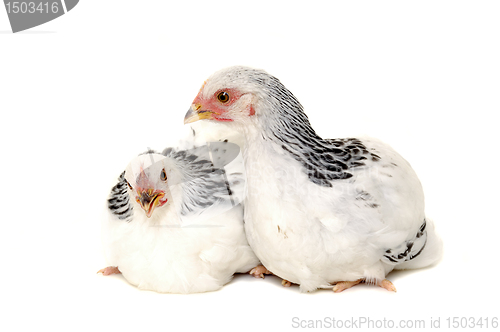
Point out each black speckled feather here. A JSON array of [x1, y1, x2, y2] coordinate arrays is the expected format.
[[382, 220, 428, 265], [108, 171, 133, 221], [245, 71, 380, 187]]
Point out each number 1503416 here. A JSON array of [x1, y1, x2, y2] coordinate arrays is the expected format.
[[446, 317, 498, 329], [5, 2, 60, 14]]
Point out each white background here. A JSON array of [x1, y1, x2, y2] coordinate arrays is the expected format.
[[1, 1, 499, 331]]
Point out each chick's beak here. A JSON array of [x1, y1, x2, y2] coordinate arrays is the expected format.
[[137, 189, 165, 218], [184, 103, 215, 124]]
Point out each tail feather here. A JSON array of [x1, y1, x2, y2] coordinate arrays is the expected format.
[[393, 217, 443, 270]]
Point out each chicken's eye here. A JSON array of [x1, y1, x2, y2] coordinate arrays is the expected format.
[[160, 168, 167, 182], [217, 91, 230, 104], [125, 179, 133, 190]]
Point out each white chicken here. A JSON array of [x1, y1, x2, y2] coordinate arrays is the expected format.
[[99, 144, 259, 293], [184, 66, 442, 292]]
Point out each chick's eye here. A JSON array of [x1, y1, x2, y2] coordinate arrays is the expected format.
[[160, 168, 167, 182], [217, 91, 230, 104], [125, 180, 133, 190]]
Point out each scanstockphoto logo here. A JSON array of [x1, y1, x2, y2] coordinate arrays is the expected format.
[[3, 0, 78, 33]]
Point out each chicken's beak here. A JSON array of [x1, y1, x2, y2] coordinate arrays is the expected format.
[[184, 104, 215, 124], [137, 189, 165, 218]]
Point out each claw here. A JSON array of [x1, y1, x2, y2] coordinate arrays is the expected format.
[[281, 279, 292, 287]]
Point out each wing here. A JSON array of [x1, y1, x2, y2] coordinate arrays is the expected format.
[[107, 171, 133, 222], [280, 135, 381, 187]]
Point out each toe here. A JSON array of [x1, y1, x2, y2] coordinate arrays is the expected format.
[[97, 266, 120, 276], [378, 279, 397, 292], [332, 279, 363, 293], [249, 265, 271, 279]]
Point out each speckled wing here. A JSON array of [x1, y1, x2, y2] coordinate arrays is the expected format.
[[284, 137, 381, 187], [107, 171, 133, 222]]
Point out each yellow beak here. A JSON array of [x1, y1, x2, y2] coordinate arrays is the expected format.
[[184, 104, 215, 124], [137, 189, 164, 218]]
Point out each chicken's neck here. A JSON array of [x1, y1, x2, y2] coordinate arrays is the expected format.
[[242, 101, 360, 187]]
